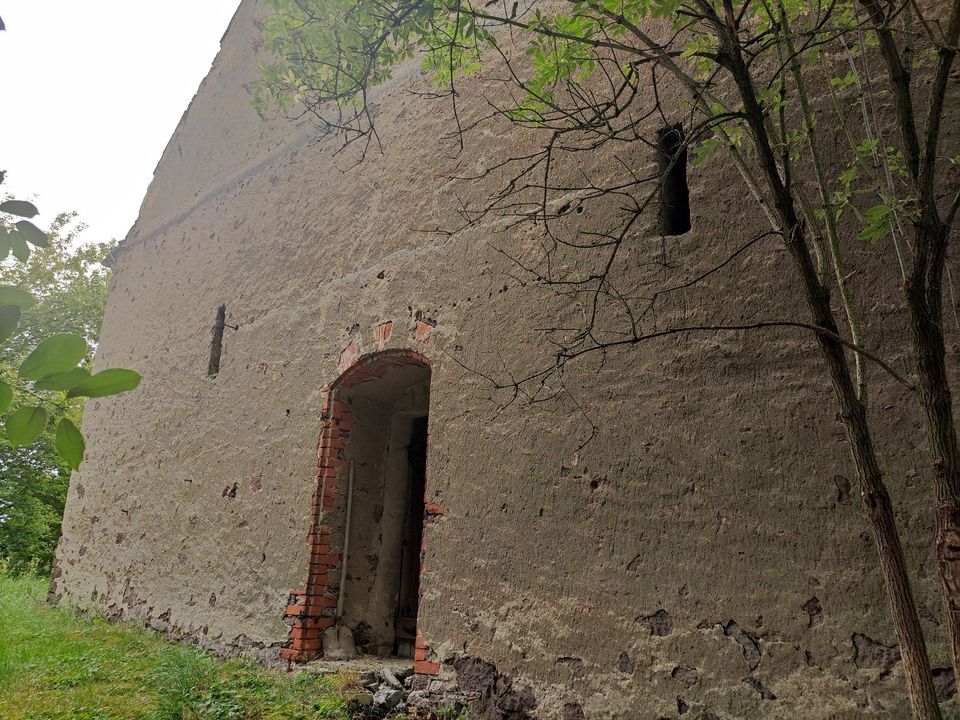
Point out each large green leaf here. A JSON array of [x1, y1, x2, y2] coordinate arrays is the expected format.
[[67, 368, 142, 398], [19, 334, 88, 380], [0, 229, 10, 260], [0, 200, 39, 218], [6, 406, 48, 447], [0, 286, 35, 308], [0, 382, 11, 414], [33, 367, 91, 392], [9, 231, 30, 261], [0, 304, 20, 343], [15, 220, 49, 247], [55, 418, 85, 470]]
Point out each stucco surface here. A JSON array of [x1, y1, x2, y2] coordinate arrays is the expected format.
[[51, 0, 960, 717]]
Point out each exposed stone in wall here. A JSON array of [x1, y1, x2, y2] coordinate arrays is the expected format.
[[933, 667, 957, 702], [404, 656, 537, 720], [616, 652, 635, 674], [802, 596, 823, 627], [742, 675, 777, 700], [639, 609, 673, 636], [851, 633, 901, 677], [671, 665, 699, 688], [722, 620, 762, 671]]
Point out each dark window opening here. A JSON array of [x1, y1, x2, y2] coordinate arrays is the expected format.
[[208, 304, 226, 376], [656, 124, 691, 236]]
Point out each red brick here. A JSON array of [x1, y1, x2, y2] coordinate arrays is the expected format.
[[415, 321, 433, 340], [289, 627, 323, 640], [415, 660, 441, 676], [424, 502, 443, 516], [280, 647, 303, 661], [309, 595, 338, 608], [415, 646, 427, 661], [286, 604, 305, 616], [306, 533, 329, 547]]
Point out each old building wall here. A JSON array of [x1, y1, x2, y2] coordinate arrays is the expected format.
[[51, 0, 960, 717]]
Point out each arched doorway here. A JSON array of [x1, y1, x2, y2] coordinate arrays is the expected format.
[[283, 350, 431, 660]]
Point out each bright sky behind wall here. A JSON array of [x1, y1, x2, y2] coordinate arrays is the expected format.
[[0, 1, 241, 243]]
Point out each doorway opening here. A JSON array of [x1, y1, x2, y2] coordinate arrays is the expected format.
[[284, 350, 432, 662], [339, 365, 429, 657]]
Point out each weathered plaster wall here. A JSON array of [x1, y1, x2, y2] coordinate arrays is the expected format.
[[51, 0, 960, 717]]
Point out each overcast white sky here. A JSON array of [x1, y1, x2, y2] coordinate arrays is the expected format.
[[0, 1, 241, 243]]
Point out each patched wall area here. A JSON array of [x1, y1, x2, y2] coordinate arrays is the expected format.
[[50, 0, 960, 717]]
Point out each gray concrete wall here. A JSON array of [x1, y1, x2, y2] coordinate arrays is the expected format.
[[50, 0, 960, 717]]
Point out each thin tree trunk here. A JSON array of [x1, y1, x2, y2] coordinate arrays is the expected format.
[[906, 219, 960, 684], [806, 266, 941, 720], [703, 3, 942, 712], [856, 0, 960, 679]]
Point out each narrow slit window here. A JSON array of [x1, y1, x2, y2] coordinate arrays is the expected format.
[[656, 124, 691, 236], [208, 304, 226, 376]]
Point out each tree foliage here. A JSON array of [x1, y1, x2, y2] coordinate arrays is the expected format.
[[0, 198, 137, 573], [0, 204, 141, 465]]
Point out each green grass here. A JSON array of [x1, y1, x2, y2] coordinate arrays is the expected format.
[[0, 574, 357, 720]]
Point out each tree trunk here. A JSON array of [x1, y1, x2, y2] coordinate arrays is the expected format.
[[837, 353, 944, 720], [808, 281, 942, 720], [906, 216, 960, 683], [709, 12, 942, 711]]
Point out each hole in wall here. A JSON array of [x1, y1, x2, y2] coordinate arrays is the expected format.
[[656, 124, 692, 236], [208, 304, 226, 376]]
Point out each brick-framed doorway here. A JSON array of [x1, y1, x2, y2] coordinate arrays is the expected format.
[[281, 349, 438, 673]]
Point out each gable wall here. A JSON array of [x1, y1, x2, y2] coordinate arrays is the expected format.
[[51, 1, 960, 716]]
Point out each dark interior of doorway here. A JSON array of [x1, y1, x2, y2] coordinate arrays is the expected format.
[[394, 415, 427, 658]]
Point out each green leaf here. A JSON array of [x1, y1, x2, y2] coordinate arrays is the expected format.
[[15, 220, 49, 247], [19, 334, 88, 381], [0, 200, 39, 218], [0, 304, 20, 343], [9, 231, 30, 261], [0, 229, 10, 260], [6, 406, 48, 447], [0, 382, 11, 414], [55, 419, 85, 470], [0, 286, 35, 308], [33, 367, 91, 392], [67, 368, 142, 398], [857, 203, 893, 244]]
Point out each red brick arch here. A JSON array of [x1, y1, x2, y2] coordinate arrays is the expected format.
[[281, 349, 438, 671]]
